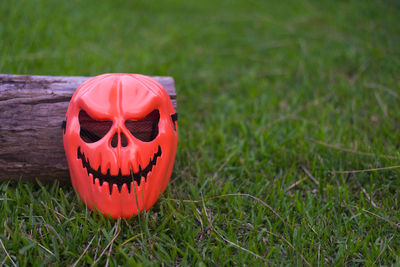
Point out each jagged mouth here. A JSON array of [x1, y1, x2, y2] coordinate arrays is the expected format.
[[77, 146, 162, 194]]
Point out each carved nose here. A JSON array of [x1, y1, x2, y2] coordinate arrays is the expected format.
[[111, 133, 118, 148], [111, 132, 128, 148], [121, 132, 128, 147]]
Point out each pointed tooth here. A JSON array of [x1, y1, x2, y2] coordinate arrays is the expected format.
[[129, 161, 138, 174], [120, 183, 129, 199], [131, 182, 136, 194], [94, 178, 101, 194], [144, 171, 150, 182]]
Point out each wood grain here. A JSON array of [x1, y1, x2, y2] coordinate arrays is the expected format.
[[0, 74, 176, 182]]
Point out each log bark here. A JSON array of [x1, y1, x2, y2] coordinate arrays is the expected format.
[[0, 74, 176, 182]]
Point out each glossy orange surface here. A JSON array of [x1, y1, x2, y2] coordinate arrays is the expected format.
[[63, 74, 178, 219]]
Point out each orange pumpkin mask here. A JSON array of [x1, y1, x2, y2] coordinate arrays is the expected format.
[[63, 74, 178, 219]]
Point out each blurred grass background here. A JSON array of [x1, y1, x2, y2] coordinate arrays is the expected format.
[[1, 0, 399, 265]]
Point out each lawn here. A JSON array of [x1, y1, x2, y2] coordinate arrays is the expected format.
[[1, 0, 400, 265]]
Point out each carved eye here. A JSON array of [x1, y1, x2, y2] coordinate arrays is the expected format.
[[79, 110, 113, 143], [125, 110, 160, 142]]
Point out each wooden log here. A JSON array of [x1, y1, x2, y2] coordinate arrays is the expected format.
[[0, 74, 176, 182]]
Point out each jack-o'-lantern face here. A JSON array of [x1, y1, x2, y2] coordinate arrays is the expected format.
[[63, 74, 178, 219]]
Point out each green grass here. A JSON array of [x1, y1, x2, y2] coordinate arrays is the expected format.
[[1, 0, 400, 265]]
